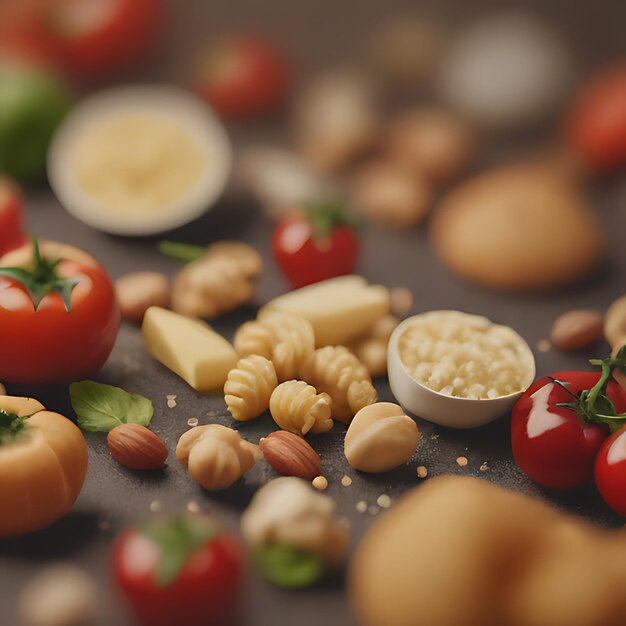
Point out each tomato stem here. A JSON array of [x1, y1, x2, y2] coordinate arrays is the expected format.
[[0, 238, 78, 311], [306, 201, 357, 240], [0, 409, 27, 445]]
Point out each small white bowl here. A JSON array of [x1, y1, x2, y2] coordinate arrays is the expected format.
[[48, 85, 232, 236], [387, 311, 536, 429]]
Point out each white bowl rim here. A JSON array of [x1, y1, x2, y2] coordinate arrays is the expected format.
[[47, 84, 232, 236], [388, 310, 537, 404]]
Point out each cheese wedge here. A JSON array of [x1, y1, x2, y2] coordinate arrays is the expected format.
[[142, 307, 237, 391], [262, 275, 390, 346]]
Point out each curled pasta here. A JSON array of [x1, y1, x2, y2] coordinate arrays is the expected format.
[[172, 241, 262, 319], [234, 310, 315, 381], [270, 380, 333, 435], [299, 346, 378, 423], [224, 355, 278, 421], [349, 315, 398, 378]]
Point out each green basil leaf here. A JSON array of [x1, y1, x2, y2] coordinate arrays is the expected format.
[[70, 381, 154, 433], [255, 545, 325, 589]]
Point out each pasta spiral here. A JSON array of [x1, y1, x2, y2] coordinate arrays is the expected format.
[[234, 310, 315, 381], [224, 355, 278, 422], [269, 380, 333, 435], [299, 346, 378, 423]]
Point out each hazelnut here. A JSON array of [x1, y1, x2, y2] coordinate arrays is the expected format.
[[345, 402, 420, 473], [605, 295, 626, 349], [241, 476, 350, 565], [115, 272, 170, 324]]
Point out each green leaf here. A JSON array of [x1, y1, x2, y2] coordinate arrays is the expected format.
[[141, 515, 218, 586], [70, 381, 154, 433], [158, 240, 205, 263], [255, 545, 325, 588]]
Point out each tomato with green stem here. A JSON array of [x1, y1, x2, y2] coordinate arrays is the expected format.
[[511, 349, 626, 489], [0, 239, 120, 384], [112, 514, 243, 626], [273, 202, 360, 289]]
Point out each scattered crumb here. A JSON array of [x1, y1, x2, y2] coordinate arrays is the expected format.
[[431, 434, 440, 440], [417, 466, 428, 478], [356, 501, 368, 513], [456, 456, 468, 467], [187, 417, 199, 427], [377, 494, 392, 508], [390, 287, 413, 317], [149, 500, 162, 512], [206, 411, 217, 418], [166, 394, 177, 408], [187, 501, 201, 513], [537, 339, 551, 353], [98, 520, 110, 532], [341, 475, 353, 487], [368, 505, 380, 516], [312, 476, 328, 491], [479, 463, 489, 472]]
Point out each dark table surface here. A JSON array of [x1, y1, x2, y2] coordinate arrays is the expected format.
[[1, 1, 626, 625]]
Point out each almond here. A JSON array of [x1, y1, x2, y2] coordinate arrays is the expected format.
[[107, 423, 168, 470], [550, 309, 605, 351], [260, 431, 321, 480], [115, 272, 170, 324]]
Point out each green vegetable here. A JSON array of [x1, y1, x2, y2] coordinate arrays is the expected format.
[[0, 67, 72, 183], [142, 515, 218, 586], [255, 544, 325, 588], [0, 409, 27, 445], [158, 240, 205, 263], [70, 380, 154, 432]]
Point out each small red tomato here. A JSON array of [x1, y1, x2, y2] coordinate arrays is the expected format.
[[0, 178, 27, 257], [40, 0, 164, 80], [273, 203, 359, 289], [595, 426, 626, 516], [0, 239, 120, 384], [566, 63, 626, 171], [113, 514, 243, 626], [511, 357, 626, 490], [196, 35, 289, 120]]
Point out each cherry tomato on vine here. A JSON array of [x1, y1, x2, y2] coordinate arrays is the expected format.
[[566, 63, 626, 171], [0, 178, 27, 257], [595, 425, 626, 516], [272, 203, 359, 289], [196, 35, 289, 120], [511, 351, 626, 490], [0, 240, 120, 384], [113, 514, 243, 626]]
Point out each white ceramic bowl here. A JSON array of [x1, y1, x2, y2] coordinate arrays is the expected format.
[[387, 312, 536, 428], [48, 85, 232, 236]]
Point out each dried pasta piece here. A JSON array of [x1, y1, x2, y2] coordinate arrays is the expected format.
[[299, 346, 378, 423], [172, 241, 262, 319], [348, 315, 398, 377], [224, 355, 278, 421], [269, 380, 333, 435], [234, 310, 315, 381], [176, 424, 262, 490]]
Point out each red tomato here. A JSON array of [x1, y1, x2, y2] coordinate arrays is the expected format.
[[0, 240, 120, 384], [39, 0, 163, 80], [566, 63, 626, 171], [511, 371, 626, 489], [595, 425, 626, 516], [196, 35, 289, 120], [273, 205, 359, 289], [0, 178, 27, 257], [113, 515, 242, 626]]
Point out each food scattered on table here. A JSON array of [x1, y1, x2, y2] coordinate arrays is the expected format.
[[550, 309, 605, 351], [260, 430, 322, 480], [142, 307, 238, 391], [225, 355, 278, 421], [0, 395, 87, 538], [18, 564, 98, 626], [605, 294, 626, 350], [113, 513, 242, 626], [312, 475, 328, 490], [350, 476, 626, 626], [241, 477, 350, 587], [431, 164, 605, 291], [344, 402, 420, 473], [176, 424, 261, 490], [107, 423, 168, 471]]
